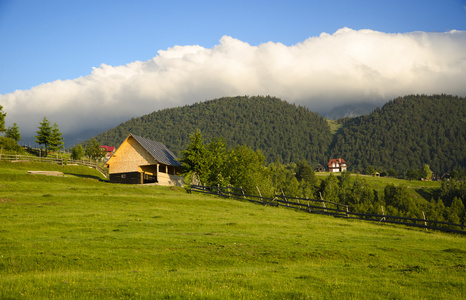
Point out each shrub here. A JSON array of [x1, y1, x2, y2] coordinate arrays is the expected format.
[[0, 136, 24, 153]]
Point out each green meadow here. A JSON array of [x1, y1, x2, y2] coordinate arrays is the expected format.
[[316, 172, 442, 202], [0, 161, 464, 299]]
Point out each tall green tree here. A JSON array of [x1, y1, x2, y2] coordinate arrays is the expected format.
[[320, 173, 340, 203], [420, 164, 432, 180], [71, 144, 85, 160], [427, 199, 446, 223], [347, 177, 377, 213], [365, 165, 376, 175], [85, 138, 106, 160], [447, 197, 465, 224], [224, 145, 268, 195], [5, 123, 21, 142], [48, 123, 64, 152], [35, 117, 52, 156], [406, 169, 420, 181], [205, 137, 230, 186], [180, 130, 271, 195], [338, 171, 352, 204], [295, 160, 317, 186], [0, 105, 5, 133], [383, 184, 420, 218], [180, 130, 211, 184]]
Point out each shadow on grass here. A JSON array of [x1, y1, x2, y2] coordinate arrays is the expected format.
[[65, 173, 109, 182], [415, 188, 441, 201]]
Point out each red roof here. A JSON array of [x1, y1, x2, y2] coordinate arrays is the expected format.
[[99, 145, 115, 152], [327, 158, 346, 167]]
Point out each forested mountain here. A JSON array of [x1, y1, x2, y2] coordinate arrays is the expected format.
[[329, 94, 466, 175], [94, 96, 333, 164], [92, 94, 465, 176]]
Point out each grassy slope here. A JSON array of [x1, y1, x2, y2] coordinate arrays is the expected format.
[[316, 172, 441, 203], [327, 119, 342, 135], [1, 162, 464, 299]]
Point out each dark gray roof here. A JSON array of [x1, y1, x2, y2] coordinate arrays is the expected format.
[[130, 134, 181, 167]]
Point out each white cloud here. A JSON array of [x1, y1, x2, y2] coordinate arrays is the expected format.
[[1, 28, 466, 138]]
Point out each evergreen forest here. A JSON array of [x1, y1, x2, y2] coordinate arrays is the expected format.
[[93, 94, 465, 176], [329, 94, 466, 175], [94, 95, 332, 164]]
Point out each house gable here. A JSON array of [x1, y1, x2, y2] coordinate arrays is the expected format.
[[106, 135, 158, 174]]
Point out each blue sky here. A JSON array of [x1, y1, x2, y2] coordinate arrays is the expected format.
[[1, 0, 466, 140], [1, 0, 465, 94]]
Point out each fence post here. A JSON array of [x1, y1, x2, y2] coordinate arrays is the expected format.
[[282, 190, 289, 206], [256, 186, 263, 202], [422, 211, 428, 231], [319, 192, 327, 212], [379, 206, 386, 223], [241, 186, 246, 199], [346, 206, 349, 218]]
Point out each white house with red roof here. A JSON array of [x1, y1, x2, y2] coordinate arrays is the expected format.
[[327, 158, 347, 172], [99, 145, 116, 160]]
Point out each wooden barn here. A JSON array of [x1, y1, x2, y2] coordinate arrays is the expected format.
[[315, 164, 326, 172], [105, 134, 183, 186]]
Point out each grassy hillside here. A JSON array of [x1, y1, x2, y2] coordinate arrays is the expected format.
[[316, 172, 441, 202], [1, 162, 465, 299]]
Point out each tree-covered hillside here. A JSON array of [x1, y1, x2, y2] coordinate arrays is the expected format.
[[95, 96, 333, 164], [92, 94, 465, 175], [328, 94, 466, 175]]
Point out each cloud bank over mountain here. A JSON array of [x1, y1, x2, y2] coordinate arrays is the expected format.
[[2, 28, 466, 138]]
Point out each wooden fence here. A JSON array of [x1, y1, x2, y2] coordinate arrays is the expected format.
[[0, 153, 108, 178], [191, 184, 466, 235]]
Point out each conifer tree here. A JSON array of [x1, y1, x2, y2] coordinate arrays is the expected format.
[[35, 117, 52, 156], [180, 130, 211, 183], [321, 173, 340, 203], [0, 105, 6, 133], [448, 197, 465, 224], [49, 123, 64, 152], [6, 123, 21, 142], [296, 160, 316, 185]]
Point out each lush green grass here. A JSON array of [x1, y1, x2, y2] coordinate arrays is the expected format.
[[1, 162, 464, 299], [327, 119, 342, 135], [316, 172, 441, 202]]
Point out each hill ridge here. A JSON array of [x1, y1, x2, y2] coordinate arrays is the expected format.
[[93, 94, 465, 175], [329, 94, 466, 174], [94, 95, 333, 164]]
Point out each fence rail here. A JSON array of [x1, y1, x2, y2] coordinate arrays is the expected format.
[[0, 153, 108, 178], [190, 184, 466, 235]]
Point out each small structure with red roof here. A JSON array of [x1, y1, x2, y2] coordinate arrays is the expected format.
[[327, 158, 347, 173], [99, 145, 115, 160]]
